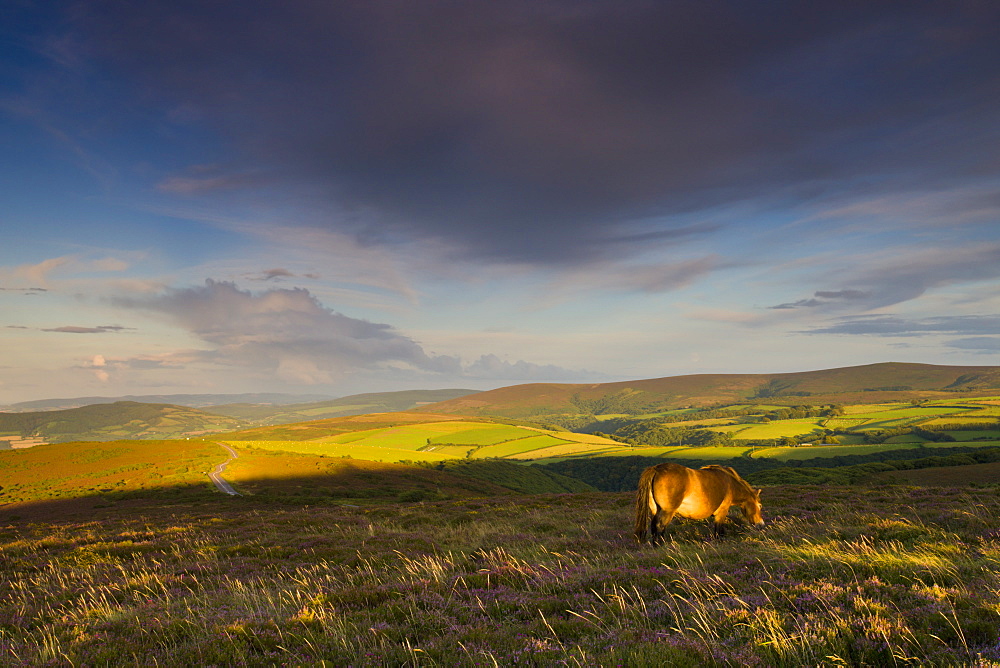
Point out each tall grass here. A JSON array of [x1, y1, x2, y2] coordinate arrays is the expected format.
[[3, 485, 1000, 665]]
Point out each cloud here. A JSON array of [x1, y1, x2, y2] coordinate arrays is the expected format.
[[770, 243, 1000, 312], [1, 256, 75, 288], [802, 314, 1000, 338], [0, 287, 48, 294], [81, 354, 110, 382], [259, 268, 295, 281], [243, 268, 321, 282], [41, 325, 131, 334], [547, 255, 720, 298], [846, 244, 1000, 309], [814, 290, 869, 301], [685, 308, 760, 325], [69, 1, 1000, 265], [0, 255, 138, 291], [464, 354, 600, 381], [111, 279, 589, 385], [91, 257, 131, 272], [111, 279, 447, 384], [770, 290, 871, 310], [156, 170, 272, 194], [799, 314, 1000, 356], [947, 337, 1000, 353]]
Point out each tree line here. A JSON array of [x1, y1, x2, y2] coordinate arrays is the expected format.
[[538, 446, 1000, 492]]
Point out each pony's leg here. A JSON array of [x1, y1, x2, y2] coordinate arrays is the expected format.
[[711, 503, 731, 537], [651, 510, 674, 544]]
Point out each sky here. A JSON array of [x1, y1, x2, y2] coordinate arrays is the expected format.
[[2, 1, 999, 404]]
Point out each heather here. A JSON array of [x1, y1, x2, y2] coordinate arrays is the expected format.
[[3, 485, 1000, 666]]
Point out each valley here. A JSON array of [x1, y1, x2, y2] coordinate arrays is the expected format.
[[4, 362, 1000, 664]]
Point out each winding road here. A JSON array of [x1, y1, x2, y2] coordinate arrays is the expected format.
[[209, 443, 241, 496]]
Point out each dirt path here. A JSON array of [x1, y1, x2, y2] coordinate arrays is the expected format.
[[209, 443, 241, 496]]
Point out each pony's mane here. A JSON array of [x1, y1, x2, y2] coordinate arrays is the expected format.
[[702, 464, 754, 495]]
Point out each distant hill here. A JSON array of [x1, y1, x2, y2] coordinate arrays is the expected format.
[[206, 389, 479, 425], [0, 402, 242, 444], [3, 392, 334, 412], [420, 363, 1000, 420]]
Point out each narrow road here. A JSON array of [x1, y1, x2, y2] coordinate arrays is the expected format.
[[209, 443, 241, 496]]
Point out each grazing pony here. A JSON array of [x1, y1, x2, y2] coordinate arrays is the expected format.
[[634, 463, 764, 543]]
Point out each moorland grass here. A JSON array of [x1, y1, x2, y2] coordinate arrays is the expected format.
[[4, 484, 1000, 666], [0, 440, 224, 505]]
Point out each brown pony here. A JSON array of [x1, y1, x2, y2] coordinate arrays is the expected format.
[[634, 463, 764, 543]]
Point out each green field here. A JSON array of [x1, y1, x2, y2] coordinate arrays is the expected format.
[[319, 421, 543, 451], [229, 439, 456, 463], [922, 416, 1000, 428], [716, 419, 825, 439], [840, 402, 909, 415], [472, 434, 571, 458], [539, 445, 751, 462], [661, 446, 756, 460], [428, 424, 538, 445], [422, 444, 478, 458], [506, 442, 625, 460]]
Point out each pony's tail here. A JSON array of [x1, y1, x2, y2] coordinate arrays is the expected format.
[[633, 466, 658, 543]]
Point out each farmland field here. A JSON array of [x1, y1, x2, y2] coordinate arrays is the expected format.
[[921, 416, 1000, 428], [693, 423, 748, 434], [716, 419, 824, 439], [822, 417, 870, 429], [840, 402, 909, 414], [318, 422, 551, 451], [503, 440, 625, 460], [472, 434, 571, 458], [421, 444, 477, 458], [428, 423, 537, 445], [322, 421, 495, 449], [229, 440, 456, 463], [234, 429, 627, 464]]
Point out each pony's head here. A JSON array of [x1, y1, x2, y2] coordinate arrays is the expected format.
[[740, 488, 765, 529]]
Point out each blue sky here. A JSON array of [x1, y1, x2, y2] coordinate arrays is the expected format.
[[2, 1, 999, 404]]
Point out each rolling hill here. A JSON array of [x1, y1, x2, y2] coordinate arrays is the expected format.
[[1, 392, 333, 412], [419, 363, 1000, 420], [0, 401, 242, 445], [205, 388, 479, 425], [0, 438, 522, 516]]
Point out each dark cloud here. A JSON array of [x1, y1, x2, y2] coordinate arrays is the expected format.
[[261, 268, 294, 281], [67, 1, 1000, 264], [770, 298, 823, 310], [41, 325, 130, 333], [769, 290, 870, 310], [0, 287, 48, 294], [243, 268, 322, 282]]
